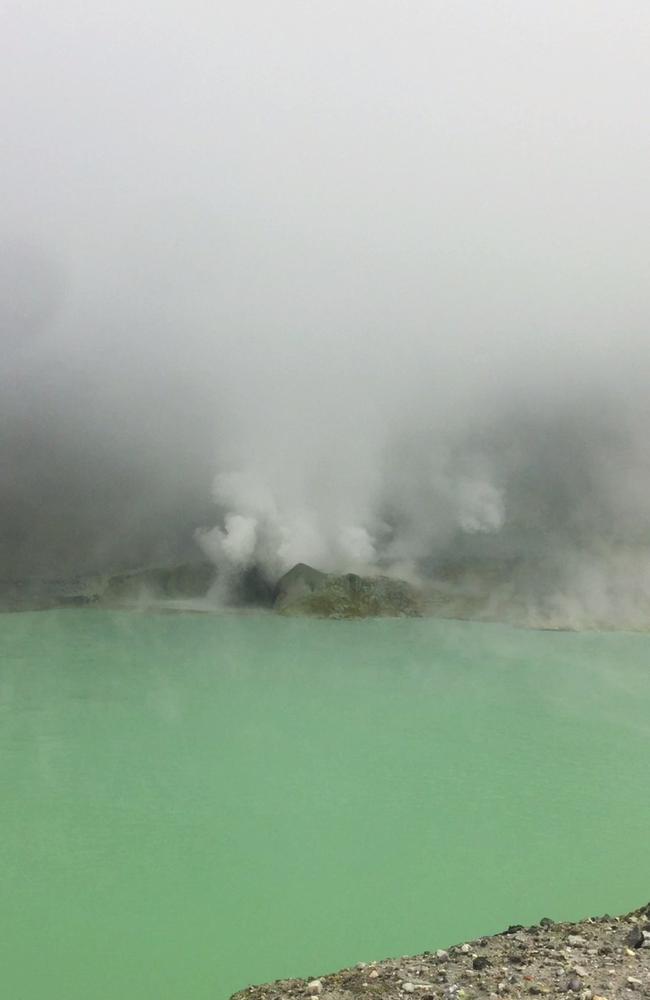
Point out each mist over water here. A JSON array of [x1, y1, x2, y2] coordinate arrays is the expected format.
[[3, 2, 650, 623]]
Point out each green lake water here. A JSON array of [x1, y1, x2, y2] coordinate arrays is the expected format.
[[1, 610, 649, 1000]]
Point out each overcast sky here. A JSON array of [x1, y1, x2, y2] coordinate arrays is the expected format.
[[2, 1, 650, 579]]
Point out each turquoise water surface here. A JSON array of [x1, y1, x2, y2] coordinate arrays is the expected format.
[[1, 610, 649, 1000]]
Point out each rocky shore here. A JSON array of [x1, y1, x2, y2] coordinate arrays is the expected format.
[[231, 903, 650, 1000], [3, 556, 650, 629]]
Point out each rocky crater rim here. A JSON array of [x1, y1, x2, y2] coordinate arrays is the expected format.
[[231, 902, 650, 1000]]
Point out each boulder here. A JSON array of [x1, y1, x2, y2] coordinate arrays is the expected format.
[[273, 563, 329, 608]]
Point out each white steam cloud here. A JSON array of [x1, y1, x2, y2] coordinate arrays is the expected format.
[[196, 471, 380, 576]]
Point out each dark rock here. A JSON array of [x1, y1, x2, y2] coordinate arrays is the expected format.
[[273, 563, 329, 607], [539, 918, 555, 928], [627, 925, 648, 949], [473, 957, 490, 970], [567, 978, 582, 992]]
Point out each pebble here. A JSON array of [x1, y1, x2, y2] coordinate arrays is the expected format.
[[626, 977, 643, 989], [368, 970, 379, 980], [572, 965, 588, 977], [568, 935, 586, 946], [402, 983, 415, 993], [529, 984, 551, 995], [307, 981, 322, 996], [460, 944, 471, 954], [436, 950, 450, 962], [567, 977, 582, 992]]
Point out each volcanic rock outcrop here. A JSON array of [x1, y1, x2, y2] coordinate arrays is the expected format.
[[274, 563, 422, 618]]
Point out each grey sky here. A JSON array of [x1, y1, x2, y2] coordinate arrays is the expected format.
[[2, 1, 650, 578]]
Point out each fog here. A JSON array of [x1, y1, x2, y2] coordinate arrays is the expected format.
[[3, 2, 650, 617]]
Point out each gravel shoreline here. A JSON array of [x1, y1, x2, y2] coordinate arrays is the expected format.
[[231, 903, 650, 1000]]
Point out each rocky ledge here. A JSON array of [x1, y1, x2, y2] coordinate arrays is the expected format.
[[231, 903, 650, 1000]]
